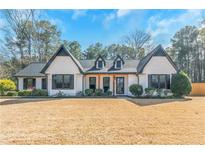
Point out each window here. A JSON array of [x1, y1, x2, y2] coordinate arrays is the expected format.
[[103, 77, 110, 92], [148, 74, 170, 89], [52, 74, 74, 89], [89, 77, 96, 90], [23, 78, 36, 89], [116, 60, 121, 69], [42, 78, 47, 89], [97, 60, 103, 69]]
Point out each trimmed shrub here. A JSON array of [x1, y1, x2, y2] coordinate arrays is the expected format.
[[105, 90, 112, 96], [129, 84, 143, 97], [84, 89, 94, 96], [171, 71, 192, 97], [94, 89, 103, 96], [18, 90, 32, 96], [144, 87, 156, 97], [31, 89, 48, 96], [6, 91, 18, 96], [0, 79, 16, 95]]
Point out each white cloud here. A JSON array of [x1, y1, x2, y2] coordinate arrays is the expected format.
[[146, 10, 204, 46], [116, 9, 132, 17], [72, 10, 87, 20], [103, 9, 133, 29]]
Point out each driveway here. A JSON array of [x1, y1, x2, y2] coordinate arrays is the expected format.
[[0, 97, 204, 144]]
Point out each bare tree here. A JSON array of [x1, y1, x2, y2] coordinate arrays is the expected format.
[[122, 29, 152, 59]]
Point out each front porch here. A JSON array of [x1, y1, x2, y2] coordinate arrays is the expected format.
[[83, 74, 138, 96]]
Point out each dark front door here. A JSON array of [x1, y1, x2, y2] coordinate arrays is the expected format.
[[116, 77, 124, 94]]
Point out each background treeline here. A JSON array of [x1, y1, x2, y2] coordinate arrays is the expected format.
[[0, 10, 205, 83]]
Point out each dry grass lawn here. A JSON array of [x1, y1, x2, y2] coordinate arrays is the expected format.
[[0, 97, 205, 144]]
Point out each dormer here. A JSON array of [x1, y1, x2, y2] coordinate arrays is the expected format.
[[95, 55, 106, 69], [113, 55, 124, 69]]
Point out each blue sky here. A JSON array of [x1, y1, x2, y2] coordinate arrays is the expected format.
[[1, 9, 205, 50]]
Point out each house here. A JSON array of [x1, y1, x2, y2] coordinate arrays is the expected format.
[[14, 44, 178, 96]]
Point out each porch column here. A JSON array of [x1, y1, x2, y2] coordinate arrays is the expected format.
[[98, 75, 100, 89], [18, 77, 23, 90], [113, 75, 115, 96]]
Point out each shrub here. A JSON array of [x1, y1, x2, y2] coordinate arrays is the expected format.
[[0, 79, 16, 96], [144, 87, 156, 97], [76, 91, 83, 96], [84, 89, 94, 96], [94, 89, 103, 96], [18, 90, 32, 96], [171, 71, 192, 97], [129, 84, 143, 97], [31, 89, 48, 96], [104, 90, 112, 96], [6, 91, 18, 96], [55, 91, 66, 97]]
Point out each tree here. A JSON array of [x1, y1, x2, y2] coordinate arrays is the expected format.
[[84, 42, 107, 59], [171, 71, 192, 97], [0, 10, 62, 78], [0, 79, 16, 95], [169, 25, 205, 82], [123, 29, 152, 59], [63, 40, 82, 60]]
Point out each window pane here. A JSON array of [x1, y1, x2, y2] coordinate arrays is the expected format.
[[89, 77, 96, 90], [52, 75, 63, 89], [103, 77, 110, 92], [151, 75, 158, 88], [159, 75, 166, 89], [64, 75, 74, 89], [23, 78, 35, 89], [98, 61, 103, 68], [116, 61, 121, 68]]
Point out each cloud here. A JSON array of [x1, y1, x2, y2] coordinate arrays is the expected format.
[[72, 10, 87, 20], [116, 10, 132, 18], [103, 9, 133, 29], [146, 10, 204, 46]]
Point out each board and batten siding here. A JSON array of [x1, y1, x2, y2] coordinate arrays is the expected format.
[[139, 57, 177, 89], [45, 56, 83, 96]]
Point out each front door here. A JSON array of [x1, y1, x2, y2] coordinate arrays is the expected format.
[[116, 77, 124, 94]]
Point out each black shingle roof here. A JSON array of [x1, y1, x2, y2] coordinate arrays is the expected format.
[[14, 63, 46, 77]]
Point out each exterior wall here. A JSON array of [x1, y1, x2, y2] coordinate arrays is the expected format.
[[139, 56, 177, 89], [36, 77, 42, 89], [127, 74, 138, 96], [45, 56, 83, 96]]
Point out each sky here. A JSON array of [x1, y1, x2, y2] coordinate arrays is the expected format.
[[1, 9, 205, 50]]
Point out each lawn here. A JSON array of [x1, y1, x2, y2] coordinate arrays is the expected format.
[[0, 97, 205, 144]]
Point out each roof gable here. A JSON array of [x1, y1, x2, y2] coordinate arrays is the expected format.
[[94, 55, 106, 68], [113, 55, 125, 65], [137, 45, 178, 73], [41, 45, 83, 73]]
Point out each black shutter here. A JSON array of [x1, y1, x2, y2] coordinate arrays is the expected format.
[[70, 75, 74, 89], [166, 75, 170, 89], [148, 75, 151, 88]]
